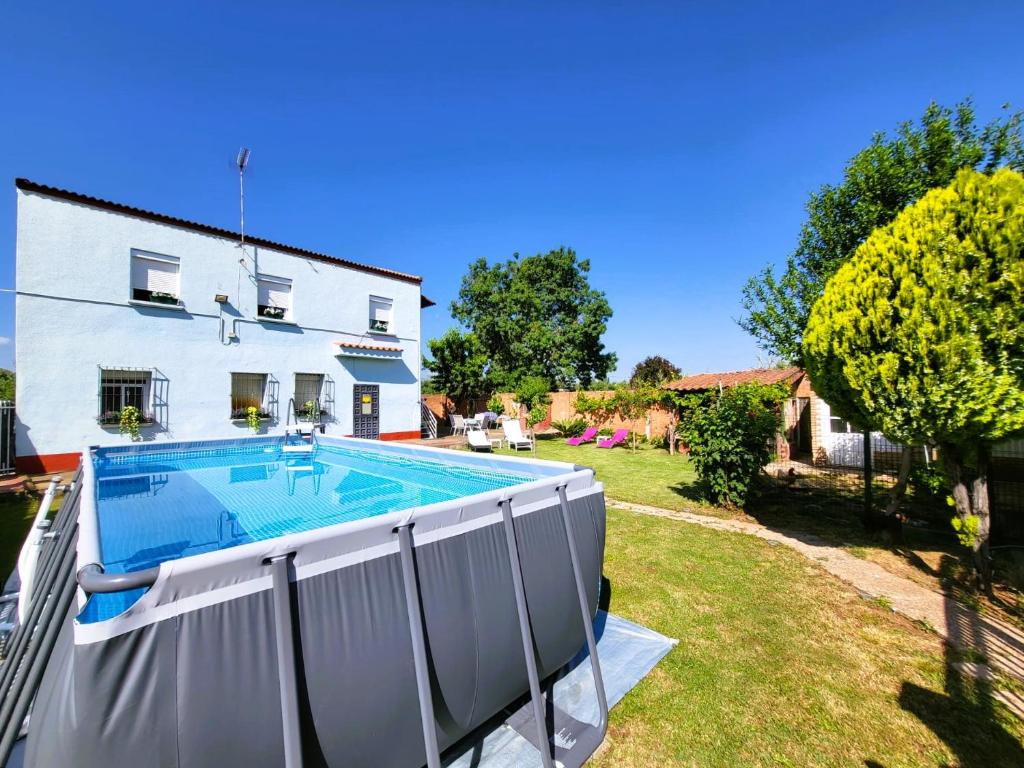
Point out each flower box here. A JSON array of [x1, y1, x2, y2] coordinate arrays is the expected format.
[[261, 307, 286, 320], [148, 292, 180, 306], [368, 319, 390, 333]]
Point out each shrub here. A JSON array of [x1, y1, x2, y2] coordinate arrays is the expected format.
[[551, 418, 588, 437], [486, 394, 506, 416], [678, 382, 787, 506], [119, 405, 143, 442]]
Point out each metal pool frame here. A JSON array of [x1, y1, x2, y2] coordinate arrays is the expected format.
[[18, 435, 609, 768]]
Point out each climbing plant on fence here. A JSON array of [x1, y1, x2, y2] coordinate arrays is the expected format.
[[677, 382, 788, 506]]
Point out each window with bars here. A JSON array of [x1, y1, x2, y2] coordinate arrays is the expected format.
[[257, 274, 292, 321], [230, 373, 269, 419], [99, 369, 153, 424], [294, 373, 326, 418], [131, 250, 180, 305], [369, 296, 393, 333], [829, 416, 857, 434]]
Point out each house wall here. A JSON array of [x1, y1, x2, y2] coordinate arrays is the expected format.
[[15, 189, 423, 471]]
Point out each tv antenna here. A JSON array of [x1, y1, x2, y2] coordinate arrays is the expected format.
[[236, 147, 251, 246]]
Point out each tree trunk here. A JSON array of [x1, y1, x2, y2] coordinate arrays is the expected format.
[[881, 445, 913, 543], [667, 416, 676, 456], [942, 444, 993, 595], [862, 430, 874, 525]]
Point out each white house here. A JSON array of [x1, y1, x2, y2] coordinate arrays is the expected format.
[[14, 178, 432, 473]]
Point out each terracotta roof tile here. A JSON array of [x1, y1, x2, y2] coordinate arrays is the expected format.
[[333, 340, 404, 353], [663, 367, 804, 392]]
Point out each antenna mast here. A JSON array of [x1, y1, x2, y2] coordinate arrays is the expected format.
[[236, 147, 251, 246]]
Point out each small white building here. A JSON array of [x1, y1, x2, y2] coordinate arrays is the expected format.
[[14, 179, 432, 473]]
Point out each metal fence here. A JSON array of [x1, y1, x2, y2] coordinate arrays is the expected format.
[[763, 432, 1024, 541], [0, 402, 13, 475]]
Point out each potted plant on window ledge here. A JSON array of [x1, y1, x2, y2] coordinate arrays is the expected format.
[[369, 318, 390, 333], [231, 407, 271, 425], [261, 306, 286, 320], [149, 292, 179, 306], [99, 410, 154, 429]]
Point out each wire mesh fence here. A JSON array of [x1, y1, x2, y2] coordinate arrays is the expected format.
[[762, 433, 1024, 541]]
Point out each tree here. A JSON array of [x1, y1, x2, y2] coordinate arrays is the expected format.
[[630, 356, 681, 387], [422, 329, 489, 404], [574, 385, 660, 453], [803, 169, 1024, 593], [451, 247, 616, 389], [741, 100, 1023, 365], [678, 383, 788, 506], [514, 375, 552, 433], [0, 369, 14, 402]]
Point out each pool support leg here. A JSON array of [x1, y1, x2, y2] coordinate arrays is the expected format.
[[267, 554, 303, 768], [556, 484, 609, 738], [499, 498, 556, 768], [395, 522, 442, 768]]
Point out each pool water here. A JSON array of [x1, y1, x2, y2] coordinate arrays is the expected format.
[[81, 439, 536, 623]]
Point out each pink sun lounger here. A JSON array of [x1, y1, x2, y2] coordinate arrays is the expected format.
[[596, 428, 629, 449], [566, 427, 599, 446]]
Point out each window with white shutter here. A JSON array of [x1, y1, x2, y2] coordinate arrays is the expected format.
[[369, 296, 393, 334], [257, 274, 292, 321], [130, 251, 180, 304]]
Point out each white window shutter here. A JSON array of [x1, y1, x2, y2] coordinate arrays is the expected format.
[[257, 276, 291, 308], [132, 254, 179, 294], [370, 297, 392, 321]]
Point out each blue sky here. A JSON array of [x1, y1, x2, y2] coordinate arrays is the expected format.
[[1, 2, 1022, 378]]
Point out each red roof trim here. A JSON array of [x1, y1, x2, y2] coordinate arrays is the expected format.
[[15, 178, 423, 285]]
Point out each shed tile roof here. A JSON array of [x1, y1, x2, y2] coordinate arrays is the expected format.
[[663, 367, 804, 392], [15, 178, 423, 285]]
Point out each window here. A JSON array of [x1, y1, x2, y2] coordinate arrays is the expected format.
[[830, 416, 856, 434], [294, 373, 326, 419], [99, 369, 152, 424], [257, 274, 292, 321], [131, 250, 180, 304], [369, 296, 393, 333], [231, 373, 268, 419]]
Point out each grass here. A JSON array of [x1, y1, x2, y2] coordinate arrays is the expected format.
[[492, 436, 1024, 631], [492, 435, 707, 514], [0, 493, 40, 578], [593, 506, 1024, 767]]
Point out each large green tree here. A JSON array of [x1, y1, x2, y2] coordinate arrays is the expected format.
[[422, 329, 489, 403], [450, 247, 616, 389], [741, 100, 1023, 364], [803, 169, 1024, 592], [629, 355, 681, 387]]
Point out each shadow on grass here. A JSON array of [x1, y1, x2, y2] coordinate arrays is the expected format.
[[896, 596, 1024, 768]]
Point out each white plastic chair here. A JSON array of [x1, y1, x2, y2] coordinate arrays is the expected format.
[[502, 421, 534, 451]]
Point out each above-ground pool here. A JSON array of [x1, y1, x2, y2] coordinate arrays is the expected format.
[[26, 435, 608, 768]]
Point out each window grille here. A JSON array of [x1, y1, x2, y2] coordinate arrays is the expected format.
[[369, 296, 393, 333], [131, 251, 180, 303], [294, 373, 326, 418], [98, 369, 153, 423], [231, 373, 268, 417], [257, 274, 292, 320]]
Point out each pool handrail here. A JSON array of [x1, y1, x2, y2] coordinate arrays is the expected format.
[[77, 563, 160, 594]]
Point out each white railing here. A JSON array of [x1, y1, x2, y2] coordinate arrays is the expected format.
[[0, 401, 13, 474], [420, 399, 438, 439]]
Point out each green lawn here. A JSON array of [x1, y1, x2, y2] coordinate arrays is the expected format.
[[594, 506, 1024, 767], [493, 436, 706, 513]]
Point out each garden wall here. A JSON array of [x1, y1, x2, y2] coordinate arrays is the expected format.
[[423, 390, 676, 439]]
